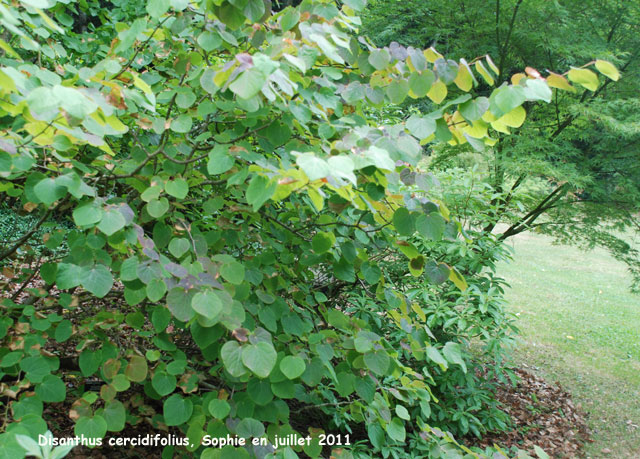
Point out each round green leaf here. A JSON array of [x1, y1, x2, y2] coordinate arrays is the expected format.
[[79, 349, 102, 377], [392, 208, 415, 236], [424, 260, 450, 284], [147, 198, 170, 218], [74, 415, 108, 441], [97, 208, 126, 236], [386, 79, 409, 104], [220, 341, 248, 377], [386, 417, 406, 442], [236, 418, 265, 438], [406, 115, 436, 140], [408, 70, 435, 97], [33, 178, 66, 206], [191, 290, 223, 320], [415, 213, 445, 240], [207, 146, 235, 175], [35, 375, 66, 402], [171, 114, 193, 133], [219, 260, 245, 285], [165, 178, 189, 199], [146, 278, 167, 302], [361, 261, 381, 285], [364, 350, 390, 376], [146, 0, 169, 18], [459, 97, 489, 122], [152, 372, 177, 397], [168, 238, 190, 258], [229, 68, 266, 100], [20, 355, 50, 383], [166, 287, 196, 322], [80, 265, 113, 298], [102, 400, 126, 432], [197, 31, 222, 52], [163, 394, 193, 426], [73, 203, 103, 227], [368, 49, 390, 70], [208, 399, 231, 419], [247, 378, 274, 406], [489, 85, 526, 118], [241, 342, 277, 378], [246, 174, 276, 212], [112, 374, 130, 392], [54, 319, 72, 343], [279, 356, 306, 380], [311, 232, 334, 254], [1, 351, 22, 368]]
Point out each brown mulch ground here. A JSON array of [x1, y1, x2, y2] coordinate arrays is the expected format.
[[475, 367, 591, 458]]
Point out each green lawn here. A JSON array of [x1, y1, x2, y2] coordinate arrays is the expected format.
[[498, 231, 640, 458]]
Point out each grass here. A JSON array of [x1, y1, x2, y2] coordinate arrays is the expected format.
[[498, 231, 640, 458]]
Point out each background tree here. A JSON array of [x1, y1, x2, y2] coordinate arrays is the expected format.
[[363, 0, 640, 288]]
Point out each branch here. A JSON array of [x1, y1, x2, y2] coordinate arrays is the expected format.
[[111, 17, 170, 81], [498, 183, 569, 240], [291, 400, 351, 414], [11, 256, 43, 301], [497, 0, 524, 78]]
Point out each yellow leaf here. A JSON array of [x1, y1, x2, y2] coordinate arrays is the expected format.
[[411, 303, 426, 322], [334, 185, 354, 202], [105, 115, 128, 133], [419, 134, 435, 145], [25, 122, 54, 145], [490, 119, 510, 134], [454, 63, 473, 91], [449, 116, 466, 144], [388, 309, 403, 324], [427, 80, 447, 104], [307, 186, 324, 212], [0, 69, 17, 92], [432, 199, 450, 220], [0, 39, 19, 59], [352, 194, 367, 211], [475, 61, 494, 86], [99, 143, 115, 156], [463, 120, 488, 139], [595, 59, 620, 81], [497, 105, 526, 128], [546, 72, 576, 92], [451, 110, 467, 126], [511, 73, 526, 85], [449, 267, 468, 291], [485, 55, 499, 75], [484, 136, 498, 146], [36, 9, 64, 34], [213, 66, 233, 88], [481, 110, 497, 123], [424, 47, 443, 63], [133, 73, 152, 95], [567, 67, 599, 91]]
